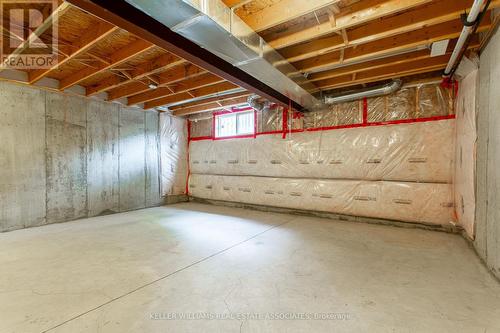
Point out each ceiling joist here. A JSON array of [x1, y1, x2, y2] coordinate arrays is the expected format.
[[128, 73, 227, 106], [0, 0, 490, 113], [281, 0, 500, 63], [240, 0, 342, 32], [1, 1, 71, 69], [293, 18, 490, 74], [145, 81, 239, 109], [29, 23, 118, 84], [172, 92, 251, 116], [315, 55, 451, 91], [267, 0, 432, 50], [59, 39, 154, 91], [86, 52, 185, 96]]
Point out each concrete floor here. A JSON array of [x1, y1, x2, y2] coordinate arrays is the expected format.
[[1, 203, 499, 333]]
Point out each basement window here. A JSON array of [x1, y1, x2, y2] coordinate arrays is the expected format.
[[215, 110, 255, 138]]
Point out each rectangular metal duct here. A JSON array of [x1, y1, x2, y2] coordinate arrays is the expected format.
[[122, 0, 321, 111]]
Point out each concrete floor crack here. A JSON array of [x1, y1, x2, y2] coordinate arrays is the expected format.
[[40, 219, 292, 333]]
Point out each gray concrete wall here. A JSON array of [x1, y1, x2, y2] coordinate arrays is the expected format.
[[119, 107, 146, 212], [145, 111, 162, 207], [87, 100, 120, 217], [0, 82, 163, 232], [46, 93, 88, 223], [476, 27, 500, 279], [0, 83, 46, 231]]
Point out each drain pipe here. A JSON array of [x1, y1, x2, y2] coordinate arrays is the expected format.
[[444, 0, 490, 77], [324, 80, 402, 105]]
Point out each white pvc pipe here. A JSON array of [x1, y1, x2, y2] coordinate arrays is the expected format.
[[444, 0, 486, 75]]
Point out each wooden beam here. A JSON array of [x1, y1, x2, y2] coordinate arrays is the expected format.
[[268, 0, 432, 49], [281, 0, 500, 63], [66, 0, 305, 111], [144, 81, 239, 109], [293, 18, 491, 74], [308, 50, 436, 82], [241, 0, 341, 32], [105, 63, 206, 100], [223, 0, 250, 8], [58, 39, 154, 91], [229, 0, 252, 9], [315, 55, 450, 91], [170, 91, 249, 110], [29, 22, 118, 83], [128, 73, 227, 105], [173, 95, 250, 116], [157, 64, 206, 86], [308, 37, 481, 82], [85, 52, 185, 96], [108, 81, 149, 101], [1, 1, 71, 69]]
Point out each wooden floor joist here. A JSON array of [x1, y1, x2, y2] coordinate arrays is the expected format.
[[281, 0, 500, 63], [144, 81, 239, 109], [29, 23, 118, 84], [293, 18, 490, 74], [172, 93, 251, 116], [315, 55, 450, 91], [0, 0, 489, 113], [235, 0, 342, 32], [106, 64, 207, 101], [86, 52, 185, 96], [308, 50, 438, 82], [171, 91, 249, 111], [1, 1, 71, 69], [267, 0, 432, 50], [307, 33, 480, 84], [128, 73, 228, 106], [59, 39, 154, 91]]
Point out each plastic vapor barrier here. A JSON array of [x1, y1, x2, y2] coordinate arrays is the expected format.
[[304, 101, 362, 128], [454, 70, 478, 237], [187, 83, 455, 226], [160, 113, 188, 196], [367, 85, 452, 122], [189, 174, 454, 225], [189, 83, 453, 140], [257, 107, 282, 133], [190, 121, 454, 183]]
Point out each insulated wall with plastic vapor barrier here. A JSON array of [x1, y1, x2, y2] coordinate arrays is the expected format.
[[160, 113, 188, 196], [189, 175, 454, 225], [454, 70, 478, 238], [190, 121, 455, 183], [188, 82, 456, 226], [367, 84, 452, 122], [304, 101, 362, 128]]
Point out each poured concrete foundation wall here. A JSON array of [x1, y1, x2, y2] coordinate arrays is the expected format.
[[476, 27, 500, 279], [0, 82, 163, 232]]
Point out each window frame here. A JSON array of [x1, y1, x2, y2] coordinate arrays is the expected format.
[[213, 107, 256, 140]]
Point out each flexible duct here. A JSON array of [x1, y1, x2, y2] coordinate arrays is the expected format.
[[247, 94, 272, 112], [324, 80, 402, 105]]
